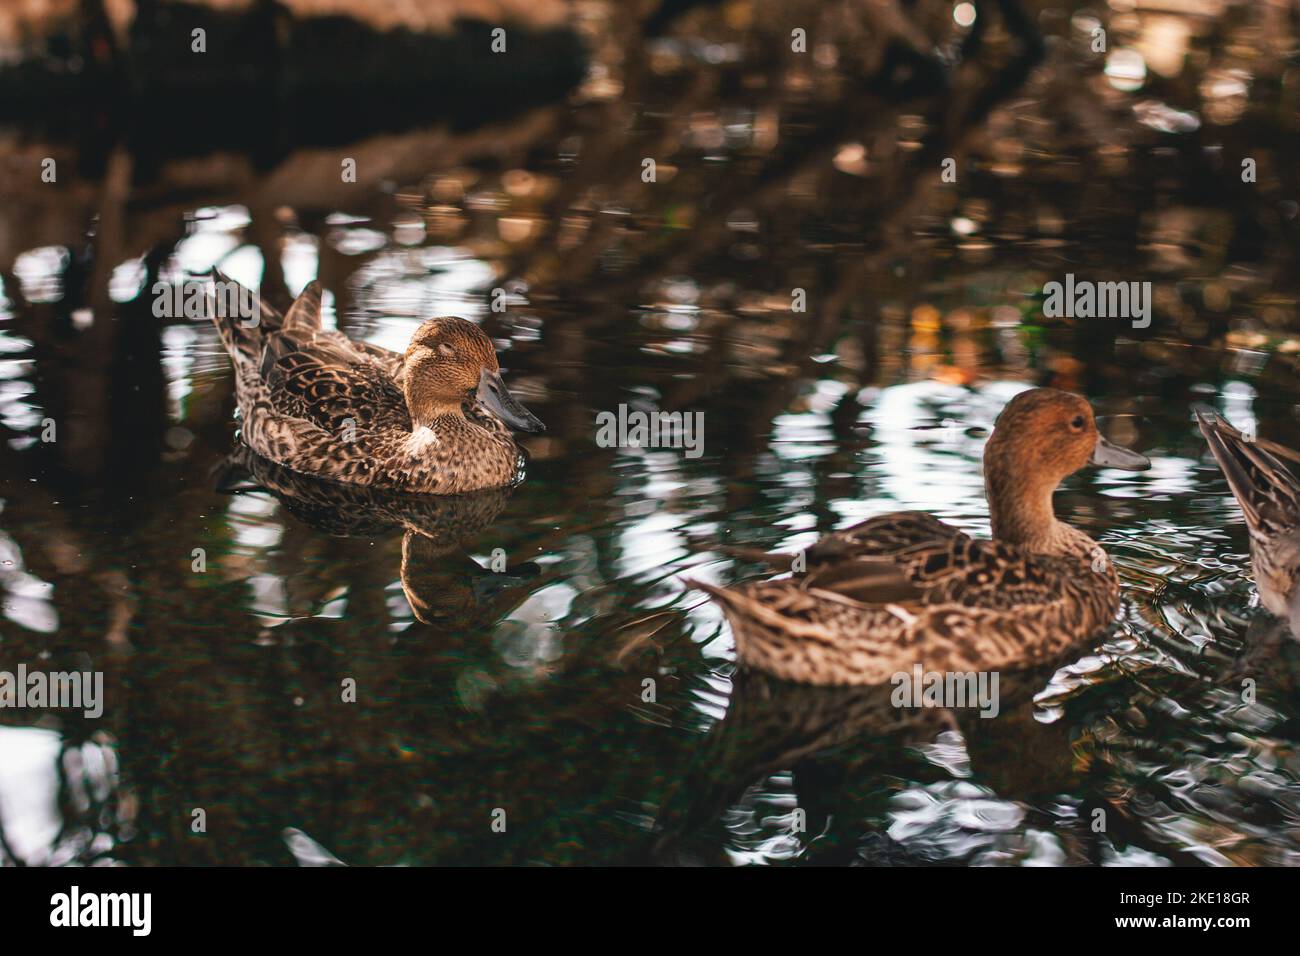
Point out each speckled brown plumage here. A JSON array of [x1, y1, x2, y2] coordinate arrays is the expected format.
[[690, 388, 1150, 686], [214, 444, 511, 541], [210, 272, 541, 494], [1197, 407, 1300, 637]]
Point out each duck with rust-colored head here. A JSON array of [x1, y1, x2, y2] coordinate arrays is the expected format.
[[689, 388, 1150, 685], [209, 272, 544, 494]]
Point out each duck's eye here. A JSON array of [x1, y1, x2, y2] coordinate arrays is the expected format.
[[1069, 415, 1086, 430]]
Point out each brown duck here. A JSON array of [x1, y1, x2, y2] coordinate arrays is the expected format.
[[209, 271, 543, 494], [690, 388, 1150, 685], [1196, 406, 1300, 637]]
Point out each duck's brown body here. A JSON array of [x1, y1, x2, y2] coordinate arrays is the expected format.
[[210, 274, 539, 494], [692, 388, 1149, 686], [697, 512, 1120, 685], [238, 363, 522, 494]]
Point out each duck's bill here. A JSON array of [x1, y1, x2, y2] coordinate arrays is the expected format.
[[476, 369, 545, 433], [1091, 435, 1149, 471]]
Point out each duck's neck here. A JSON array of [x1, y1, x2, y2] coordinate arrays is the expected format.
[[986, 467, 1089, 557], [407, 388, 463, 429]]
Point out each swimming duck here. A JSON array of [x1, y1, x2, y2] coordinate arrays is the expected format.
[[1196, 407, 1300, 637], [689, 388, 1150, 685], [209, 271, 543, 494]]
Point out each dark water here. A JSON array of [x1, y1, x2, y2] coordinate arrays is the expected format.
[[2, 1, 1300, 866]]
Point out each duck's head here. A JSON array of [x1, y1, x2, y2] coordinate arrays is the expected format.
[[401, 317, 544, 433], [983, 388, 1148, 546]]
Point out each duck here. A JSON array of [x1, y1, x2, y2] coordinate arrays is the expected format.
[[208, 271, 544, 494], [688, 387, 1150, 686], [1196, 406, 1300, 637]]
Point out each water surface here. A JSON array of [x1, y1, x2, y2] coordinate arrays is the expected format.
[[1, 0, 1299, 866]]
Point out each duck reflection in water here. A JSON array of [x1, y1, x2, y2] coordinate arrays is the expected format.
[[649, 657, 1096, 864], [214, 446, 538, 627]]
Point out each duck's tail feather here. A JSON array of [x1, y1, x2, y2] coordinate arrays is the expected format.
[[1196, 405, 1300, 535], [683, 577, 771, 629], [208, 268, 284, 366], [282, 280, 324, 333], [683, 576, 737, 604]]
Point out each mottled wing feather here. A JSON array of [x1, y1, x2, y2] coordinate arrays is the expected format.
[[801, 511, 1063, 611], [354, 340, 404, 378], [275, 283, 405, 372], [806, 511, 958, 561], [257, 330, 408, 436], [800, 558, 924, 605]]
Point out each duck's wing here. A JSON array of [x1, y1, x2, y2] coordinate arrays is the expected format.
[[794, 518, 931, 604], [798, 511, 1058, 609], [713, 513, 957, 602], [258, 328, 408, 436], [278, 281, 405, 376], [806, 511, 960, 564], [1196, 406, 1300, 538], [212, 272, 404, 377], [703, 511, 1066, 613]]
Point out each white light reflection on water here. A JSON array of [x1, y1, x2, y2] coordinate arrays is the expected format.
[[0, 726, 121, 865], [282, 233, 321, 296], [12, 246, 69, 304], [223, 492, 289, 622], [840, 380, 1031, 531], [0, 726, 63, 863], [351, 246, 495, 353], [0, 530, 57, 634], [161, 324, 199, 422]]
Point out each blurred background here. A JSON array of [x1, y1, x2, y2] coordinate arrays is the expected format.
[[0, 0, 1299, 866]]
